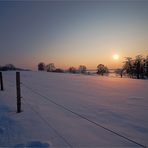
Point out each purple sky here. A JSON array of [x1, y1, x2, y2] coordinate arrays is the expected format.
[[1, 1, 148, 70]]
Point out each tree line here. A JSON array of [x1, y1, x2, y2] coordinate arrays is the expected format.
[[0, 64, 16, 71], [1, 54, 147, 79], [121, 55, 148, 79], [38, 62, 109, 75], [0, 64, 29, 71], [38, 54, 148, 79]]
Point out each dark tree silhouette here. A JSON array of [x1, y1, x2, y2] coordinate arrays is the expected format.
[[97, 64, 109, 76], [143, 55, 148, 78], [69, 67, 77, 74], [135, 55, 143, 79], [38, 62, 45, 71], [0, 64, 16, 71], [145, 56, 148, 77], [122, 55, 148, 79], [5, 64, 16, 70], [53, 68, 64, 73], [123, 57, 134, 77], [46, 63, 55, 72], [79, 65, 87, 74]]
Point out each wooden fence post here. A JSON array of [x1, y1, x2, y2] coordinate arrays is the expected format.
[[0, 72, 4, 91], [16, 72, 21, 113]]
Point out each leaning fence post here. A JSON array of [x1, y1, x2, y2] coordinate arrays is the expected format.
[[16, 72, 21, 113], [0, 72, 4, 91]]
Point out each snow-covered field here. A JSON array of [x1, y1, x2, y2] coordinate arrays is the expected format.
[[0, 71, 148, 147]]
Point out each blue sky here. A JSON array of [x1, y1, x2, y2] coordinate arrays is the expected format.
[[0, 1, 148, 69]]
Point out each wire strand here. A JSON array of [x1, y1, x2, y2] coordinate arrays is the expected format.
[[3, 78, 72, 147], [21, 96, 73, 148], [21, 82, 146, 148]]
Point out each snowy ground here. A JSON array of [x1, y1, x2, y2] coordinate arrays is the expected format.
[[0, 71, 148, 147]]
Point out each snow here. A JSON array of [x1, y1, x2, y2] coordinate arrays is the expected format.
[[0, 71, 148, 147]]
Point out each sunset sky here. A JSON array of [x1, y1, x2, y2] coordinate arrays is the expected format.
[[0, 1, 148, 70]]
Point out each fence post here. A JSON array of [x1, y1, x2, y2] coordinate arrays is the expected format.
[[16, 72, 21, 113], [0, 72, 4, 91]]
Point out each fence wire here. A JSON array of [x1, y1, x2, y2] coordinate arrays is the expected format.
[[21, 96, 73, 147], [3, 78, 72, 147], [2, 77, 146, 148], [21, 82, 146, 148]]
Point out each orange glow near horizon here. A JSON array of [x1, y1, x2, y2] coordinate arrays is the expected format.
[[10, 49, 146, 71], [113, 54, 119, 60]]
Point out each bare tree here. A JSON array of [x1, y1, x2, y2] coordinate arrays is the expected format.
[[46, 63, 55, 72], [123, 55, 147, 79], [145, 55, 148, 77], [79, 65, 87, 74], [135, 55, 144, 79], [97, 64, 109, 76], [123, 57, 134, 77], [5, 64, 16, 70], [69, 67, 77, 74], [38, 62, 45, 71]]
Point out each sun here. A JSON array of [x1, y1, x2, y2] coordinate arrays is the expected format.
[[113, 54, 119, 60]]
